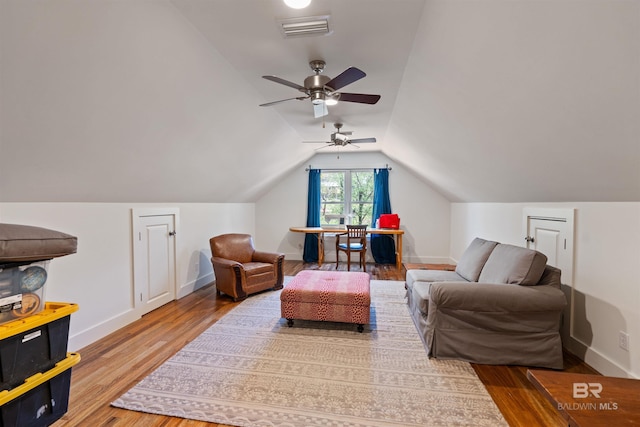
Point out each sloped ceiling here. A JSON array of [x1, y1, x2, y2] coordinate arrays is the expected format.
[[387, 0, 640, 202], [1, 0, 638, 203]]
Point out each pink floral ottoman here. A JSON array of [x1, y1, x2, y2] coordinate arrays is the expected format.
[[280, 270, 371, 332]]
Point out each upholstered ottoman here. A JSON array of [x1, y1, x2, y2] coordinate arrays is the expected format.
[[281, 270, 370, 332]]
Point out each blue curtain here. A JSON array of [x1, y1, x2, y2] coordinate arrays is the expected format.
[[303, 169, 321, 262], [371, 168, 396, 264]]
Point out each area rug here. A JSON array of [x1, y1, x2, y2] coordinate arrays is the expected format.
[[112, 279, 507, 426]]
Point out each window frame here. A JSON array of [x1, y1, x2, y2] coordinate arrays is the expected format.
[[320, 169, 374, 227]]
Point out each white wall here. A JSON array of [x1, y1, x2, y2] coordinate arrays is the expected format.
[[256, 151, 452, 264], [387, 0, 640, 203], [0, 0, 307, 203], [4, 194, 636, 380], [0, 202, 255, 351], [451, 202, 640, 378]]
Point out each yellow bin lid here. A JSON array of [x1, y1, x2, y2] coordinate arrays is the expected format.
[[0, 302, 79, 340], [0, 352, 81, 406]]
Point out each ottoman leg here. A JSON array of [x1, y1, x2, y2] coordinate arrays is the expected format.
[[287, 319, 294, 327], [357, 324, 364, 333]]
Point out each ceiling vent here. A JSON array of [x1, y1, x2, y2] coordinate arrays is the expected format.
[[278, 15, 332, 38]]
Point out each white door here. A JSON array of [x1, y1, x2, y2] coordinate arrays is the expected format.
[[528, 218, 565, 269], [523, 208, 574, 286], [523, 208, 575, 343], [132, 209, 178, 315]]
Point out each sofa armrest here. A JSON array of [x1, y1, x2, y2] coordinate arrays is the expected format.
[[252, 251, 284, 264], [211, 256, 243, 270], [211, 256, 247, 300], [429, 282, 567, 312]]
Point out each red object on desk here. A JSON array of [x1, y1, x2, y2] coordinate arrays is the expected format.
[[379, 214, 400, 229]]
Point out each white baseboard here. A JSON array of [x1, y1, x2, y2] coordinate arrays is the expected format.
[[565, 336, 637, 379], [284, 253, 454, 265], [402, 256, 454, 264], [178, 272, 214, 299], [70, 273, 216, 352], [69, 308, 140, 353]]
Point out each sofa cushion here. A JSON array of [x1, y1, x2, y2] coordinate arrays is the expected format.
[[243, 262, 275, 276], [411, 282, 432, 314], [478, 244, 547, 285], [0, 223, 77, 263], [537, 265, 562, 289], [210, 233, 255, 263], [405, 269, 466, 291], [455, 237, 499, 282]]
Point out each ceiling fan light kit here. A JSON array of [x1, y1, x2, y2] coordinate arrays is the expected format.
[[310, 92, 325, 105], [324, 95, 339, 106], [259, 60, 381, 118]]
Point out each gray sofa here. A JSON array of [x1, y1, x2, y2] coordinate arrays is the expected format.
[[406, 237, 567, 369]]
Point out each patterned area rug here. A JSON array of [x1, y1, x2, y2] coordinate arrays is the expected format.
[[112, 279, 507, 426]]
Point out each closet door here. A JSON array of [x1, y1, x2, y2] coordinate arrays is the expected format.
[[132, 209, 178, 315]]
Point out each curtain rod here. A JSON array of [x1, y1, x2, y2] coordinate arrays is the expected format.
[[305, 164, 392, 172]]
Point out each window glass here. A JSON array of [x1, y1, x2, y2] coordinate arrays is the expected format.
[[320, 170, 374, 226], [351, 171, 374, 226], [320, 172, 345, 225]]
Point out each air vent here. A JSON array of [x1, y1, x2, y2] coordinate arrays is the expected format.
[[279, 15, 332, 38]]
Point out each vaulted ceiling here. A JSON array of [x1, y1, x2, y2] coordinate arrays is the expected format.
[[1, 0, 638, 203]]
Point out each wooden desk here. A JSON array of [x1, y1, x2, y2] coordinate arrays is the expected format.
[[527, 369, 640, 426], [289, 227, 404, 270]]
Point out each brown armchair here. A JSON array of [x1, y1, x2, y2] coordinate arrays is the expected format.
[[209, 233, 284, 301]]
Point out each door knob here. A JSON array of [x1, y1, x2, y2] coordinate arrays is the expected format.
[[169, 231, 177, 236], [525, 236, 535, 243]]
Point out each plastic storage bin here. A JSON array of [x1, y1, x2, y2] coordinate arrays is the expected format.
[[0, 302, 78, 391], [0, 261, 50, 325], [0, 352, 80, 427]]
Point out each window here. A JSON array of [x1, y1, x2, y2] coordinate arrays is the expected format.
[[320, 170, 374, 226]]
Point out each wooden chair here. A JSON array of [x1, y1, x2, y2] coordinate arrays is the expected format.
[[335, 224, 368, 271]]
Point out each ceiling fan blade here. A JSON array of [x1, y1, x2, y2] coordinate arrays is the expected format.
[[259, 96, 307, 107], [325, 67, 366, 91], [302, 141, 331, 144], [349, 137, 377, 143], [262, 75, 306, 91], [313, 102, 328, 118], [337, 93, 381, 104], [315, 143, 338, 151]]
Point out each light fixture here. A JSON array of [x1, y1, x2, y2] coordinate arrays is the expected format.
[[324, 94, 339, 106], [284, 0, 311, 9], [310, 90, 324, 105]]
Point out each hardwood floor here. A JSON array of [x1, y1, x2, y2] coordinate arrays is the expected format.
[[53, 260, 599, 426]]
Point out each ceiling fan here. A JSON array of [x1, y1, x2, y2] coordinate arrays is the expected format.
[[304, 123, 376, 148], [259, 60, 381, 118]]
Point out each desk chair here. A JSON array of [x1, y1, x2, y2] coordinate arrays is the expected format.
[[335, 225, 368, 272]]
